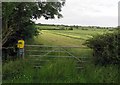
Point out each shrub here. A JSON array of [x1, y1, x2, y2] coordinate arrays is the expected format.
[[86, 30, 120, 65], [81, 28, 88, 30]]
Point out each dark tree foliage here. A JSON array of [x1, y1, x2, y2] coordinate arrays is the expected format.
[[2, 1, 65, 46], [2, 1, 65, 60]]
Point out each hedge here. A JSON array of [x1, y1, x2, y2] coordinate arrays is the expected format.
[[86, 30, 120, 65]]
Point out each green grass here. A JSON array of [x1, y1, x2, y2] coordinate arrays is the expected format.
[[37, 58, 78, 83], [49, 29, 113, 40], [34, 30, 85, 46], [3, 57, 119, 83], [3, 28, 119, 83], [2, 58, 34, 83], [77, 64, 119, 83], [33, 29, 119, 83]]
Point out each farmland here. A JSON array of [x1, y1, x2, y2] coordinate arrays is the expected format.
[[2, 1, 120, 84], [3, 27, 119, 83]]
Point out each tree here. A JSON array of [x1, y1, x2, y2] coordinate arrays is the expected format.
[[2, 1, 65, 61], [2, 1, 65, 46]]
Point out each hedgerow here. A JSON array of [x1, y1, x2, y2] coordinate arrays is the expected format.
[[86, 30, 120, 65]]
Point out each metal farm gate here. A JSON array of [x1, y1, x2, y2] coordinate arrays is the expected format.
[[25, 45, 91, 69]]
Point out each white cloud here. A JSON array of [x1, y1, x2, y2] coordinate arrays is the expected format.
[[35, 0, 119, 27]]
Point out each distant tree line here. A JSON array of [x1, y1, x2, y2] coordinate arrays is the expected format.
[[36, 24, 117, 30]]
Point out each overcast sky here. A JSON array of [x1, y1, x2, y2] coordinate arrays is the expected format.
[[34, 0, 119, 27]]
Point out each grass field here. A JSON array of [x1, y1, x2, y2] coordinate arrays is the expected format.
[[3, 28, 119, 83]]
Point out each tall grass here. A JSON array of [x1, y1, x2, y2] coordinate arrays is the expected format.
[[2, 29, 119, 83], [77, 64, 119, 83], [2, 58, 34, 83], [4, 57, 117, 83], [37, 58, 78, 83]]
